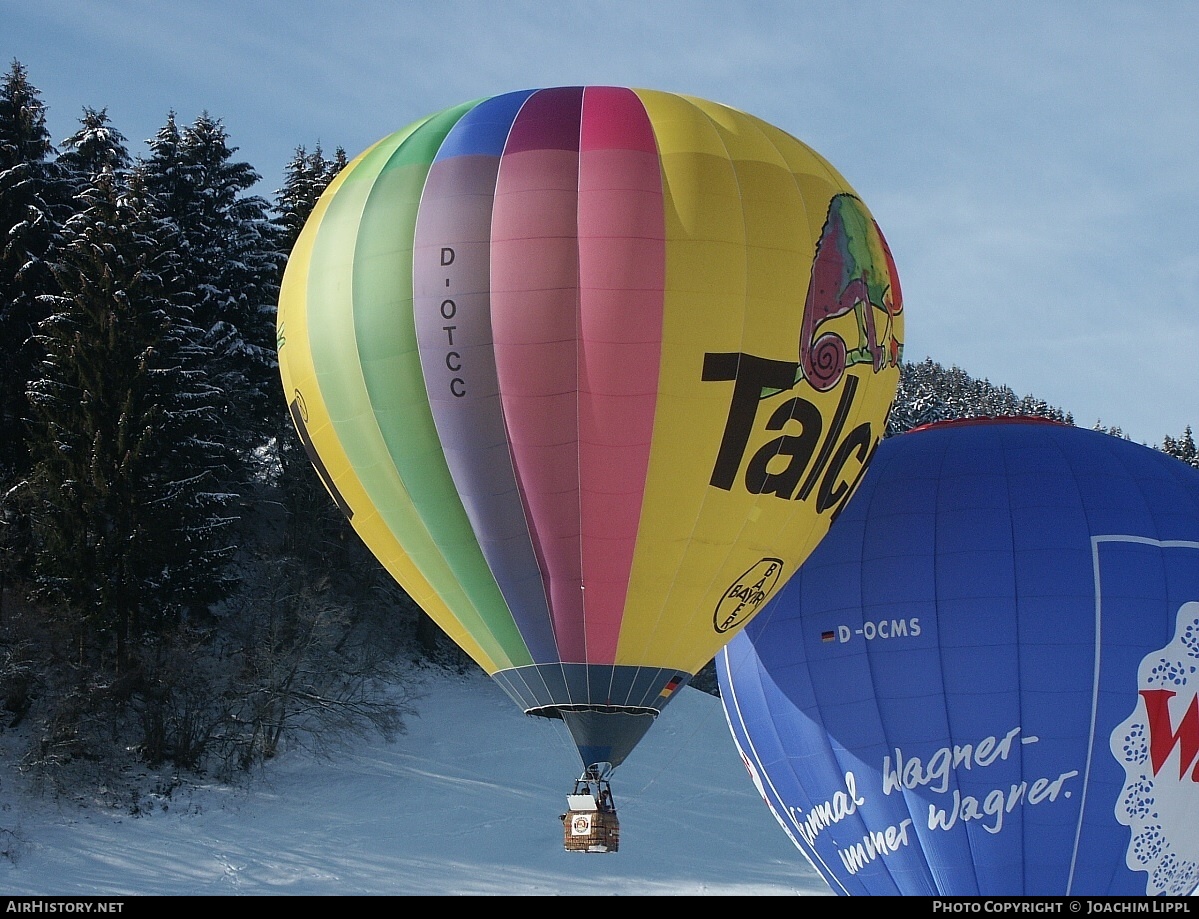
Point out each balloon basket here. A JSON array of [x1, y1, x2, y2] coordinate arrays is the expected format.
[[561, 769, 620, 853]]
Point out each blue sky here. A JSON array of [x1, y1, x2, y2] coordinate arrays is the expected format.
[[5, 0, 1197, 446]]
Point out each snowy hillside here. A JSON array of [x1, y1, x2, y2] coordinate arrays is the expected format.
[[0, 665, 829, 896]]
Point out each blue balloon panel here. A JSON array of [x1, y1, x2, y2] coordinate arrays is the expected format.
[[718, 418, 1199, 896]]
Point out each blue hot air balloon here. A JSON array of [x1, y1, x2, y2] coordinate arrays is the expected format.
[[718, 417, 1199, 896]]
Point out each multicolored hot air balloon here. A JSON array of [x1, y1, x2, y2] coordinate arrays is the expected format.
[[276, 87, 903, 791], [719, 417, 1199, 895]]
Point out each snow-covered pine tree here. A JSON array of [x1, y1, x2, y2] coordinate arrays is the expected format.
[[0, 61, 66, 487], [0, 61, 72, 603], [887, 357, 1074, 436], [57, 107, 131, 194], [139, 112, 284, 462], [25, 167, 236, 669], [1162, 426, 1198, 469], [275, 142, 346, 255]]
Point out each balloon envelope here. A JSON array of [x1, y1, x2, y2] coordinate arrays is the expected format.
[[719, 418, 1199, 895], [277, 86, 903, 771]]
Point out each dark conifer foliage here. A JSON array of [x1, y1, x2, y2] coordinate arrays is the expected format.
[[275, 142, 347, 254], [139, 112, 284, 460], [0, 62, 417, 784], [58, 107, 132, 192], [24, 168, 235, 668], [0, 60, 65, 487], [1163, 426, 1198, 469], [886, 357, 1074, 436]]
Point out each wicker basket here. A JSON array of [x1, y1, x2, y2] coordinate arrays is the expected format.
[[562, 808, 620, 853]]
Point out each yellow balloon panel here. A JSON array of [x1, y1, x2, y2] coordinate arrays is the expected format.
[[616, 91, 900, 673]]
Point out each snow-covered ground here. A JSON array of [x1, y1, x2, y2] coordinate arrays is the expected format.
[[0, 665, 830, 896]]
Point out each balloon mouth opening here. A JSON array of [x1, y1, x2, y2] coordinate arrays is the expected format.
[[526, 704, 659, 721], [531, 706, 660, 770], [907, 415, 1068, 435]]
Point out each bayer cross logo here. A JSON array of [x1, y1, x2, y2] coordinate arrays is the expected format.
[[713, 558, 784, 634]]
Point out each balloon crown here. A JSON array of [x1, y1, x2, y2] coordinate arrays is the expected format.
[[908, 415, 1068, 435]]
